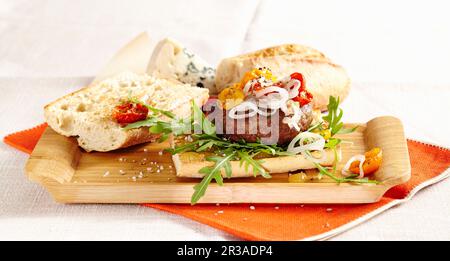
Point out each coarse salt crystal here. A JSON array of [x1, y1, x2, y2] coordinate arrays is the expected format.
[[158, 151, 163, 156], [103, 171, 110, 177], [326, 208, 333, 212], [274, 206, 280, 210], [217, 210, 224, 214], [119, 170, 126, 175], [132, 176, 137, 181], [143, 148, 148, 153], [249, 206, 255, 210]]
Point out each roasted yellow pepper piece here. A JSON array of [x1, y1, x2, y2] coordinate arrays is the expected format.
[[240, 68, 277, 88], [218, 84, 245, 110], [350, 147, 383, 176], [218, 68, 277, 110], [313, 128, 332, 141]]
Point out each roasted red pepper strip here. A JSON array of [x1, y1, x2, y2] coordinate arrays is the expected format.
[[290, 72, 313, 106], [113, 102, 148, 125], [290, 72, 305, 90]]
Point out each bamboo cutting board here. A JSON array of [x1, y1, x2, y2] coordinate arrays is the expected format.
[[25, 116, 411, 204]]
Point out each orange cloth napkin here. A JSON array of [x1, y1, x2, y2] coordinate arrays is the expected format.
[[4, 123, 450, 240]]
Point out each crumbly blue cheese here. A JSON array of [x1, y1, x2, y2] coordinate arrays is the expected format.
[[173, 48, 216, 90]]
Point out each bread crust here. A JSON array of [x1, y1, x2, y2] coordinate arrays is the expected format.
[[44, 85, 89, 111], [171, 135, 341, 178], [215, 44, 350, 111], [235, 43, 329, 61], [173, 149, 340, 178], [119, 128, 162, 149]]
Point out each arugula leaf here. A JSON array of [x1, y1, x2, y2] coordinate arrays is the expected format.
[[191, 152, 235, 205], [325, 137, 341, 149], [158, 133, 170, 143], [165, 141, 199, 155], [192, 101, 215, 135], [314, 162, 380, 184], [122, 117, 158, 130], [337, 125, 359, 134], [192, 169, 218, 204], [322, 96, 342, 135], [237, 151, 271, 178], [322, 96, 357, 136], [149, 123, 165, 134], [322, 138, 342, 175], [196, 140, 217, 152], [307, 121, 324, 132], [149, 107, 176, 119], [204, 154, 234, 179], [129, 97, 176, 119]]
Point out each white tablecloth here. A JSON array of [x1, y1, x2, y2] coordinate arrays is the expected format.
[[1, 0, 449, 240]]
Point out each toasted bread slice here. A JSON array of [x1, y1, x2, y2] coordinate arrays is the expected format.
[[44, 72, 209, 152], [215, 44, 350, 111], [171, 136, 340, 178]]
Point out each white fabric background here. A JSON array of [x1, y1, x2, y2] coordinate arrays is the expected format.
[[0, 0, 449, 240]]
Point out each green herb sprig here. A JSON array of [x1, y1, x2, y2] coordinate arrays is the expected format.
[[313, 96, 358, 135], [192, 152, 235, 204], [314, 163, 380, 184]]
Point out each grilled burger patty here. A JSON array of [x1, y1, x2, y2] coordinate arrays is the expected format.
[[215, 104, 313, 145]]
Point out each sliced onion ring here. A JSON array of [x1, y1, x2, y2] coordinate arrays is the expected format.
[[257, 107, 278, 116], [243, 80, 253, 95], [283, 102, 302, 131], [256, 87, 289, 111], [287, 132, 325, 155], [285, 79, 301, 99], [228, 101, 258, 119], [255, 86, 288, 99], [342, 155, 366, 178]]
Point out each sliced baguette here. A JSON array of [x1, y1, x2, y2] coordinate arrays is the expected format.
[[44, 72, 209, 152], [171, 136, 340, 178], [147, 38, 216, 93], [215, 44, 350, 111]]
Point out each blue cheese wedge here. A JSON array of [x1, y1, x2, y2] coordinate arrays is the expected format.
[[147, 38, 216, 93]]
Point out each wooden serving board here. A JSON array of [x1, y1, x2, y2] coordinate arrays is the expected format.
[[25, 116, 411, 204]]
